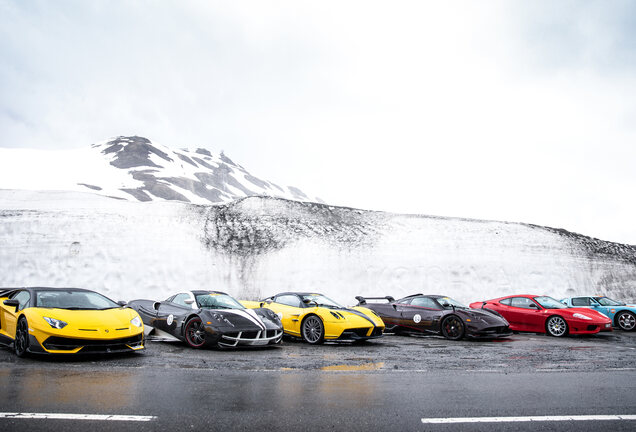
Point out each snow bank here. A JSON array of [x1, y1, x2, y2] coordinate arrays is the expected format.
[[1, 190, 635, 304]]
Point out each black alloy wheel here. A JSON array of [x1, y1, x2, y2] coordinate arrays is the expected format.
[[184, 317, 206, 348], [14, 317, 29, 357], [440, 315, 465, 340], [301, 315, 325, 344], [616, 311, 636, 331]]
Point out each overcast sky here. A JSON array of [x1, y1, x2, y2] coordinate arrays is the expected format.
[[1, 0, 635, 244]]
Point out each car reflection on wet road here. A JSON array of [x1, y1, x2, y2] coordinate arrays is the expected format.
[[0, 332, 635, 431]]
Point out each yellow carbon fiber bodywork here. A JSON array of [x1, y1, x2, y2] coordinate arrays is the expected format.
[[0, 294, 144, 354], [240, 300, 384, 340]]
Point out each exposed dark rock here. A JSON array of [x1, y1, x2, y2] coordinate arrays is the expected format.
[[105, 136, 173, 169], [177, 154, 198, 168], [120, 188, 152, 201], [219, 152, 237, 166], [288, 186, 309, 200], [195, 148, 213, 157], [78, 183, 102, 191], [202, 196, 387, 257]]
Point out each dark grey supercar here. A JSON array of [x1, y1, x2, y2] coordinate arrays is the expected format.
[[128, 290, 283, 348], [356, 294, 512, 340]]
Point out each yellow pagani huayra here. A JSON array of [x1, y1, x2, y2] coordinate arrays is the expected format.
[[0, 287, 144, 356], [241, 292, 384, 344]]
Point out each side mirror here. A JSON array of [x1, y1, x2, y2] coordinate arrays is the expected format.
[[117, 300, 127, 307], [529, 303, 538, 309], [259, 302, 264, 308], [392, 304, 397, 310], [153, 301, 161, 311], [302, 299, 317, 306], [184, 299, 194, 305], [3, 299, 19, 310]]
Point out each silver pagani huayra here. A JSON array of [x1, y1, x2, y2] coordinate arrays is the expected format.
[[128, 290, 283, 348]]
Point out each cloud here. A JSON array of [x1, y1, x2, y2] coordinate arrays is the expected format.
[[0, 0, 635, 244]]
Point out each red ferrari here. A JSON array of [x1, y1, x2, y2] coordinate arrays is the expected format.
[[469, 294, 612, 337]]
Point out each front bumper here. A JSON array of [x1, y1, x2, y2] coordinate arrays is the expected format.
[[29, 333, 145, 354], [332, 326, 384, 341], [466, 325, 513, 339], [217, 329, 283, 348], [568, 319, 613, 334]]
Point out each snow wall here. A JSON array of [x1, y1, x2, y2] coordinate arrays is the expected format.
[[1, 190, 635, 305]]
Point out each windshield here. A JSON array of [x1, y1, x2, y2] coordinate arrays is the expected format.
[[300, 294, 343, 308], [36, 290, 119, 310], [534, 296, 566, 309], [196, 294, 244, 310], [436, 297, 467, 310], [595, 297, 625, 306]]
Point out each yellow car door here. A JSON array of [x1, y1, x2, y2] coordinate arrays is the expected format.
[[0, 291, 26, 338], [265, 294, 306, 336]]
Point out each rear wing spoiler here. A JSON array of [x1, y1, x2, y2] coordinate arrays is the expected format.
[[355, 296, 395, 305]]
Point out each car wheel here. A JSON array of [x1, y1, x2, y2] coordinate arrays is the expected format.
[[301, 315, 324, 344], [14, 317, 30, 357], [616, 311, 636, 331], [184, 317, 206, 348], [546, 315, 568, 337], [440, 315, 465, 341]]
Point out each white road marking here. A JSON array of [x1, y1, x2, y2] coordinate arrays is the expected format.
[[0, 412, 156, 422], [421, 414, 636, 424]]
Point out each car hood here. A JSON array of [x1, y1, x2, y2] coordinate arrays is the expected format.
[[201, 308, 282, 329], [31, 307, 139, 330], [460, 308, 509, 325], [555, 307, 611, 322]]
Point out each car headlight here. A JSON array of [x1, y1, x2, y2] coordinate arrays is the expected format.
[[573, 313, 592, 320], [130, 316, 143, 327], [43, 317, 68, 329], [212, 313, 234, 327]]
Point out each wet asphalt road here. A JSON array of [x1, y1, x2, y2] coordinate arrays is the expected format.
[[1, 331, 635, 431]]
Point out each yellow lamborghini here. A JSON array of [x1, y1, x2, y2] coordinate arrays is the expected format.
[[0, 287, 145, 356], [241, 292, 384, 344]]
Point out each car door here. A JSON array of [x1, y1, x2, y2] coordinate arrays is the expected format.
[[369, 302, 401, 327], [1, 290, 30, 338], [266, 295, 304, 335], [506, 297, 543, 331], [154, 293, 193, 335], [402, 297, 443, 331]]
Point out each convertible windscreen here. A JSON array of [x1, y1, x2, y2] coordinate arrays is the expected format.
[[534, 296, 567, 309], [595, 297, 624, 306], [196, 294, 244, 310], [35, 290, 120, 310], [300, 294, 343, 308]]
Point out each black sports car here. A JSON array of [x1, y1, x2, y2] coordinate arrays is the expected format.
[[356, 294, 512, 340], [128, 290, 283, 348]]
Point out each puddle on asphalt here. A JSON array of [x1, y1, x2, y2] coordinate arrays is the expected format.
[[320, 362, 385, 371]]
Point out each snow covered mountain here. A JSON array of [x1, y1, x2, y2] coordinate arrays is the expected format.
[[0, 136, 320, 204], [0, 190, 634, 305]]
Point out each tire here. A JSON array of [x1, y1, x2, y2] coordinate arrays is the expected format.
[[616, 311, 636, 331], [545, 315, 568, 337], [14, 317, 30, 357], [301, 315, 325, 344], [440, 315, 465, 341], [184, 317, 206, 348]]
